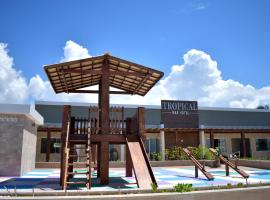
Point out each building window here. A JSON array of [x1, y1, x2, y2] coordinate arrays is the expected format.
[[41, 138, 61, 154], [206, 138, 210, 148], [145, 138, 160, 154], [109, 144, 119, 161], [256, 139, 270, 151], [214, 139, 226, 153]]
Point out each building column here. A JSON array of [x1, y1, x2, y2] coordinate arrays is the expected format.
[[120, 145, 125, 161], [199, 125, 205, 158], [241, 131, 246, 158], [210, 131, 214, 148], [46, 129, 51, 162], [160, 123, 165, 161]]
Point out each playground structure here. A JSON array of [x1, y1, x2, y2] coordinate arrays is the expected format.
[[44, 53, 163, 190], [182, 148, 214, 180], [43, 52, 250, 190], [209, 148, 249, 179]]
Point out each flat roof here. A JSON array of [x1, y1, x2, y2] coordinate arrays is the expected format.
[[0, 104, 44, 125], [35, 101, 270, 113]]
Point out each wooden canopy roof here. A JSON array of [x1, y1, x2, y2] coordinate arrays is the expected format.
[[44, 54, 164, 96]]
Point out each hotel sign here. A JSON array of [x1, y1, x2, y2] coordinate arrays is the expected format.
[[161, 100, 199, 128]]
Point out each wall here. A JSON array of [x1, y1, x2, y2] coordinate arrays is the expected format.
[[165, 132, 199, 148], [0, 114, 23, 176], [246, 133, 270, 158], [199, 109, 270, 127], [204, 132, 270, 159], [0, 114, 38, 176]]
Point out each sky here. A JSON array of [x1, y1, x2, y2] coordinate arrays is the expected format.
[[1, 0, 270, 108]]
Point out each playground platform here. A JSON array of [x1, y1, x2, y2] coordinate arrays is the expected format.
[[1, 165, 270, 192]]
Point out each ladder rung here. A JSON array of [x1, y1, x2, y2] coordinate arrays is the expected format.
[[70, 146, 86, 149], [68, 162, 89, 166], [69, 140, 87, 143], [68, 171, 89, 175], [66, 181, 87, 185], [69, 155, 87, 158]]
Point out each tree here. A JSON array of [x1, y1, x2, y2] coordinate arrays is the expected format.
[[257, 105, 269, 109]]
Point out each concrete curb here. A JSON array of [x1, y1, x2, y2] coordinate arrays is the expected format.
[[1, 186, 270, 200]]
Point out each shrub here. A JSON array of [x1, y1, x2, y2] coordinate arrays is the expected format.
[[151, 182, 158, 193], [174, 183, 193, 193], [237, 182, 246, 188], [150, 152, 162, 161], [165, 145, 214, 160]]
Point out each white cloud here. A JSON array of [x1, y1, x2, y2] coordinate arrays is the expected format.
[[1, 40, 270, 108], [0, 43, 28, 103], [60, 40, 91, 62], [155, 49, 270, 108]]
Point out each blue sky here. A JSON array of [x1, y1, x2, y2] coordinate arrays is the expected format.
[[1, 0, 270, 107]]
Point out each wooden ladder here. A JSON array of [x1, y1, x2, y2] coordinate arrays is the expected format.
[[63, 119, 92, 190]]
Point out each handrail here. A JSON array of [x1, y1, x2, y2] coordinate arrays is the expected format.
[[63, 118, 71, 190]]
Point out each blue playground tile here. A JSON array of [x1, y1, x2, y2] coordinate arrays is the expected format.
[[1, 166, 270, 191]]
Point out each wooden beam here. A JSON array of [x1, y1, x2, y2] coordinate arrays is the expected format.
[[133, 74, 150, 94], [137, 107, 146, 139], [63, 69, 146, 77], [110, 71, 146, 77], [64, 69, 103, 75], [126, 144, 133, 177], [145, 128, 270, 134], [60, 105, 71, 187], [68, 89, 132, 95], [99, 56, 110, 185], [99, 141, 109, 185]]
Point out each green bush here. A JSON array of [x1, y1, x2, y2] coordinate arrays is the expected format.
[[174, 183, 193, 193], [237, 182, 246, 188], [165, 145, 214, 160], [150, 152, 162, 161], [196, 144, 214, 160]]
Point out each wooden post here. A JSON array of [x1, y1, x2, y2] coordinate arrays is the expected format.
[[225, 164, 229, 176], [125, 117, 133, 177], [99, 142, 109, 184], [126, 145, 133, 177], [99, 56, 110, 134], [195, 166, 198, 178], [137, 107, 145, 139], [91, 144, 97, 166], [68, 143, 74, 179], [98, 56, 110, 185], [210, 131, 214, 148], [46, 129, 51, 162], [126, 118, 131, 135], [60, 105, 71, 187], [241, 131, 246, 158], [97, 144, 100, 178]]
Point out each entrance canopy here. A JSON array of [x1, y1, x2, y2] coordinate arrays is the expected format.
[[44, 53, 164, 96]]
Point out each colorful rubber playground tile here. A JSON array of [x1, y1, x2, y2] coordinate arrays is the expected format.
[[1, 166, 270, 191]]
